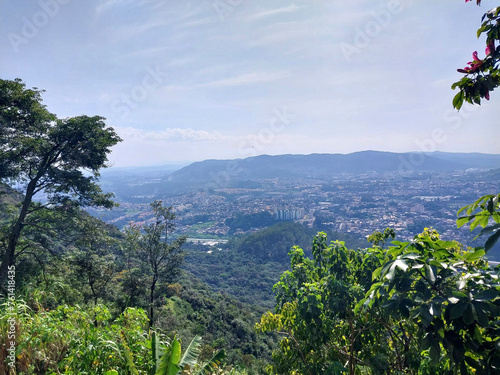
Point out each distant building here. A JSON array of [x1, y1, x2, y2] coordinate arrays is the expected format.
[[275, 208, 304, 220]]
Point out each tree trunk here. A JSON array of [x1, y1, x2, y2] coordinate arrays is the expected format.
[[349, 317, 356, 375], [149, 275, 157, 329], [0, 180, 36, 289]]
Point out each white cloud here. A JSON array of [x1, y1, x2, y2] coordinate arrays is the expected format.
[[95, 0, 133, 15], [117, 127, 227, 141], [3, 0, 499, 168], [246, 5, 303, 21], [196, 71, 292, 89]]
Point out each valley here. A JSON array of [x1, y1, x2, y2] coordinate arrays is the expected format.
[[90, 151, 500, 260]]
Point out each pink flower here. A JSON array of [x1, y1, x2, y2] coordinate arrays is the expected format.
[[485, 40, 495, 56], [458, 51, 484, 74], [485, 90, 490, 100]]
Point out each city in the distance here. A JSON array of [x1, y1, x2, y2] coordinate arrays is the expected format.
[[90, 150, 500, 260]]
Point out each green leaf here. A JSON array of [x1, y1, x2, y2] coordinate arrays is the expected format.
[[386, 264, 397, 281], [151, 331, 162, 375], [179, 335, 202, 369], [372, 266, 382, 280], [429, 342, 441, 364], [121, 331, 139, 375], [463, 304, 474, 325], [394, 259, 408, 272], [457, 216, 472, 228], [381, 260, 395, 280], [402, 252, 421, 260], [156, 337, 182, 375], [465, 248, 486, 261], [478, 213, 491, 229], [399, 300, 411, 318], [429, 302, 441, 317], [421, 332, 433, 350], [419, 304, 433, 327], [425, 265, 436, 283], [470, 214, 488, 231], [472, 301, 490, 327], [429, 259, 446, 268], [104, 371, 119, 375], [485, 229, 500, 252], [200, 349, 226, 374], [492, 212, 500, 224], [451, 290, 468, 299], [473, 325, 483, 343], [453, 90, 464, 110], [478, 223, 500, 236], [474, 289, 499, 302], [450, 301, 468, 320]]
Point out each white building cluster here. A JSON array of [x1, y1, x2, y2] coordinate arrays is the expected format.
[[275, 208, 304, 220]]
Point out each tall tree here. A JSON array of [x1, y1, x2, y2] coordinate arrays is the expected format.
[[69, 215, 118, 307], [257, 233, 400, 375], [125, 200, 186, 328], [0, 78, 122, 286]]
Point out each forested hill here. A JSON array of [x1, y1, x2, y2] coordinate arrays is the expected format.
[[167, 151, 500, 183], [0, 184, 23, 218], [183, 221, 369, 309]]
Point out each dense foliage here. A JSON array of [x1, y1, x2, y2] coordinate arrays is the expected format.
[[0, 79, 270, 374], [0, 301, 229, 375], [183, 222, 367, 310], [257, 229, 500, 374], [0, 78, 122, 288], [231, 221, 365, 263], [183, 248, 287, 310], [225, 212, 277, 234], [0, 190, 273, 373], [124, 200, 187, 328], [233, 222, 314, 262]]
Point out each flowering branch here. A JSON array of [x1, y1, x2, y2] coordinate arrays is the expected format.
[[452, 1, 500, 109]]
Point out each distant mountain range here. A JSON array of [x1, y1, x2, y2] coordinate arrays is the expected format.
[[94, 151, 499, 198], [166, 151, 500, 184]]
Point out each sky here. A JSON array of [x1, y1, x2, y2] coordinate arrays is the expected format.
[[1, 0, 499, 167]]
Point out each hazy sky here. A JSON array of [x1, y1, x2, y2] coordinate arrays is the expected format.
[[1, 0, 499, 167]]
